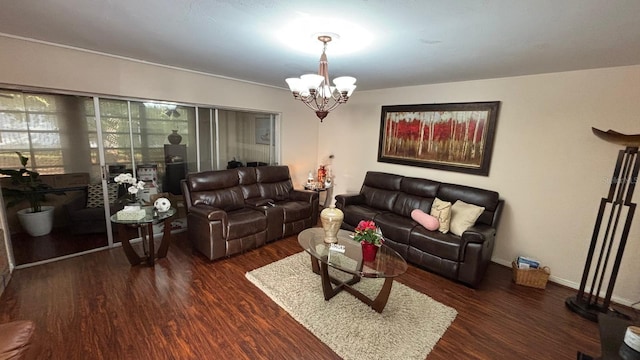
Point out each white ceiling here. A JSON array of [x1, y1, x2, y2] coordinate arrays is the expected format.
[[1, 0, 640, 91]]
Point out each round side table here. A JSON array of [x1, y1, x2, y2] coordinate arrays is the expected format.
[[110, 207, 176, 266]]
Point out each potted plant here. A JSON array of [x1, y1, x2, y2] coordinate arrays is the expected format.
[[353, 220, 384, 261], [0, 152, 62, 236]]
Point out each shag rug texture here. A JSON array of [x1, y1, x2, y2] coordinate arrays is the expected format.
[[245, 252, 457, 360]]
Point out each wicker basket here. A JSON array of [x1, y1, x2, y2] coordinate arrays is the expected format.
[[511, 261, 550, 289]]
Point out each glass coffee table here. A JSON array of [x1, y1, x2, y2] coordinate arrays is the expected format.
[[110, 207, 176, 266], [298, 227, 408, 313]]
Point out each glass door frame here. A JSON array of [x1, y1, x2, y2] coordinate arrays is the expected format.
[[2, 84, 281, 269]]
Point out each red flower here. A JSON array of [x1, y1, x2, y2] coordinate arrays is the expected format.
[[354, 220, 384, 246], [355, 220, 376, 232]]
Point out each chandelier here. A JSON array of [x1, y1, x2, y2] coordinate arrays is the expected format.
[[285, 35, 357, 122]]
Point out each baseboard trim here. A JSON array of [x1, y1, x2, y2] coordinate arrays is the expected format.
[[491, 257, 636, 308]]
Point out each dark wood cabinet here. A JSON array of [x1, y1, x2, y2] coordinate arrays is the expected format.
[[164, 144, 187, 195]]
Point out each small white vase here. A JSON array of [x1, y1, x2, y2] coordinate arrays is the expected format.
[[320, 205, 343, 244]]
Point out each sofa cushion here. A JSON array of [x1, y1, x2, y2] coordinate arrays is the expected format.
[[275, 200, 312, 223], [363, 172, 403, 191], [411, 209, 439, 231], [187, 169, 239, 192], [258, 182, 292, 201], [437, 183, 499, 226], [361, 172, 402, 211], [255, 166, 293, 201], [226, 208, 267, 240], [361, 186, 399, 211], [401, 177, 440, 198], [391, 177, 439, 217], [450, 200, 485, 236], [237, 167, 261, 199], [192, 186, 246, 212], [255, 165, 290, 183], [392, 192, 433, 217], [375, 212, 415, 245], [410, 226, 462, 261], [342, 205, 382, 229], [186, 169, 248, 211], [430, 198, 452, 234], [86, 183, 118, 208]]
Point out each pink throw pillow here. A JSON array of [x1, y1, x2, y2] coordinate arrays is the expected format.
[[411, 209, 440, 231]]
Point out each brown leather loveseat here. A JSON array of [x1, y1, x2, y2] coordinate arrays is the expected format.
[[335, 171, 503, 287], [182, 165, 318, 261]]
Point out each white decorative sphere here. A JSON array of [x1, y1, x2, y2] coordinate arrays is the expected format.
[[154, 197, 171, 212]]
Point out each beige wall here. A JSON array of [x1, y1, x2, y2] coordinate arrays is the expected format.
[[320, 65, 640, 305]]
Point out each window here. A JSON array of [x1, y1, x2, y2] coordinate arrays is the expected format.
[[0, 90, 90, 175], [1, 88, 279, 183]]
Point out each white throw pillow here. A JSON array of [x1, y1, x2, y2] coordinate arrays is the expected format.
[[430, 198, 452, 234], [85, 183, 119, 208], [450, 200, 485, 236]]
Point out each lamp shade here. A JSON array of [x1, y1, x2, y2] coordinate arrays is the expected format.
[[285, 78, 305, 93], [300, 74, 324, 90], [333, 76, 356, 92]]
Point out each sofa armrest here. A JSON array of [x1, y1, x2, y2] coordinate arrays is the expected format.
[[459, 223, 496, 259], [458, 224, 497, 287], [189, 204, 228, 222], [0, 320, 35, 360], [335, 193, 365, 209], [289, 189, 318, 203], [461, 224, 496, 244]]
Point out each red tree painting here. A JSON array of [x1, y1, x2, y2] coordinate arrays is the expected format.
[[378, 102, 499, 176]]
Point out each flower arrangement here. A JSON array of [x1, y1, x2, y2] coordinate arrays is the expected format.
[[114, 173, 145, 202], [353, 220, 384, 246]]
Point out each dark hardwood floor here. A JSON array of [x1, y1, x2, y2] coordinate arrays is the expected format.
[[10, 228, 109, 265], [0, 229, 606, 359]]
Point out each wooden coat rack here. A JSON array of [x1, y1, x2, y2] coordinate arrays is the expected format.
[[565, 128, 640, 321]]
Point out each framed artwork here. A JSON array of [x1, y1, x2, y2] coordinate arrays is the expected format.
[[255, 117, 271, 145], [377, 101, 500, 176]]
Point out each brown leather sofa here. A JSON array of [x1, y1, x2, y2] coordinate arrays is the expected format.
[[0, 320, 35, 359], [335, 171, 503, 287], [182, 165, 318, 261], [63, 184, 123, 235]]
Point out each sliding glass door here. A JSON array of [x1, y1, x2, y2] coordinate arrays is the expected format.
[[1, 87, 280, 267], [200, 109, 278, 171], [0, 90, 107, 265]]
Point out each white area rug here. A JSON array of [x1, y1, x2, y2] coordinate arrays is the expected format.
[[245, 252, 457, 360]]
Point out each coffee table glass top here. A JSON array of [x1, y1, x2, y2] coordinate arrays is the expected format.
[[110, 206, 176, 224], [298, 228, 407, 278]]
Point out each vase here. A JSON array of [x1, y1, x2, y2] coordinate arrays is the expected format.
[[361, 242, 379, 262], [118, 193, 141, 206], [167, 130, 182, 145], [16, 206, 55, 237], [320, 205, 343, 243]]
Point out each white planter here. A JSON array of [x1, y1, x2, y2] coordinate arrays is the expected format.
[[16, 206, 55, 237]]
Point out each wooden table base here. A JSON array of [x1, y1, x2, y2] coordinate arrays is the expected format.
[[117, 217, 172, 266], [309, 256, 395, 313]]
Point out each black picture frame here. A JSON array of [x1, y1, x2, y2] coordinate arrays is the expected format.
[[377, 101, 500, 176]]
